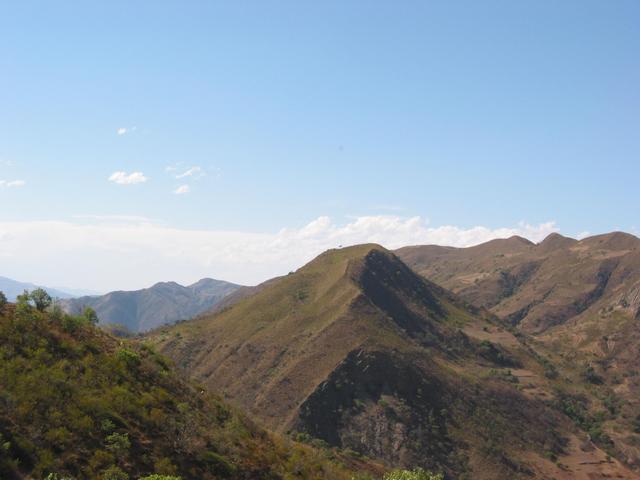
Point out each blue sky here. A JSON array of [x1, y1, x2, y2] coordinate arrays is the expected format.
[[0, 1, 639, 291]]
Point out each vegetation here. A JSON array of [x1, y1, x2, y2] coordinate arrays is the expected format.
[[383, 469, 443, 480], [0, 291, 374, 480]]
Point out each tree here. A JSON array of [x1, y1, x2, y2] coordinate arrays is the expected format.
[[83, 306, 99, 325], [16, 290, 30, 306], [29, 288, 52, 312], [0, 291, 6, 312]]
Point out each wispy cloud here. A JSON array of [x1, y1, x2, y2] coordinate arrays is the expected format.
[[0, 216, 559, 291], [173, 184, 190, 195], [108, 171, 148, 185], [116, 126, 136, 136], [72, 214, 156, 223], [0, 180, 26, 188], [176, 166, 204, 179]]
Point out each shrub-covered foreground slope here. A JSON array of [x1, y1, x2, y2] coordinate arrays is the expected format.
[[150, 245, 635, 479], [0, 302, 381, 480]]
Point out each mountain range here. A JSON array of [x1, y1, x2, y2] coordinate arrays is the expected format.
[[0, 276, 77, 301], [6, 231, 640, 479], [60, 278, 243, 332], [396, 231, 640, 471], [149, 243, 637, 479]]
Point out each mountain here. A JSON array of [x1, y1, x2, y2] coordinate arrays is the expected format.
[[396, 231, 640, 468], [149, 244, 635, 479], [0, 301, 381, 480], [60, 278, 243, 332], [0, 276, 75, 301], [395, 232, 640, 334]]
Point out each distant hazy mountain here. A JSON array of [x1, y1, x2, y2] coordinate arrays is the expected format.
[[0, 276, 75, 301], [60, 278, 243, 332]]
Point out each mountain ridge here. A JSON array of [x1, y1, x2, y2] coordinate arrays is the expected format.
[[150, 244, 634, 479], [61, 277, 243, 332], [0, 276, 76, 301]]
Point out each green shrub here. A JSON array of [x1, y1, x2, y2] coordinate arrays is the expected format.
[[383, 468, 444, 480], [138, 476, 181, 480], [0, 291, 7, 312], [101, 465, 129, 480], [105, 432, 130, 455], [117, 349, 141, 368], [197, 451, 236, 476]]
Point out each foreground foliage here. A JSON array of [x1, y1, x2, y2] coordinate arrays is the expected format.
[[0, 295, 373, 479], [383, 468, 444, 480]]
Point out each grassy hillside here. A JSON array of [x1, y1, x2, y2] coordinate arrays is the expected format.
[[150, 245, 635, 479], [0, 298, 381, 480]]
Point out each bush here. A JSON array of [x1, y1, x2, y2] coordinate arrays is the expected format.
[[138, 476, 181, 480], [105, 432, 130, 455], [383, 468, 444, 480], [0, 291, 6, 312], [582, 365, 603, 385], [101, 465, 129, 480], [197, 451, 236, 476], [117, 349, 141, 369]]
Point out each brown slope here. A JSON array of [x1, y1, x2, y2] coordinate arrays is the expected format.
[[149, 244, 634, 479], [396, 231, 640, 468], [396, 232, 640, 334]]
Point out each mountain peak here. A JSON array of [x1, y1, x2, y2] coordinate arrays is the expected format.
[[537, 232, 577, 252], [580, 231, 640, 250]]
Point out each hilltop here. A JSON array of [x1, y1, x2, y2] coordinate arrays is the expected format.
[[150, 244, 634, 479]]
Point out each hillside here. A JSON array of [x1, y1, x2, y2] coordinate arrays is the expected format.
[[60, 278, 242, 332], [395, 232, 640, 334], [396, 232, 640, 468], [150, 245, 635, 479], [0, 298, 381, 480]]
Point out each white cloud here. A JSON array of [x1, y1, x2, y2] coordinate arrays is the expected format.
[[116, 126, 136, 136], [0, 216, 558, 292], [72, 214, 157, 223], [173, 184, 190, 195], [108, 171, 148, 185], [0, 180, 25, 188], [176, 166, 204, 179]]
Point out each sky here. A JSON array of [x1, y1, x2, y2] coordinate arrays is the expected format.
[[0, 1, 639, 292]]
